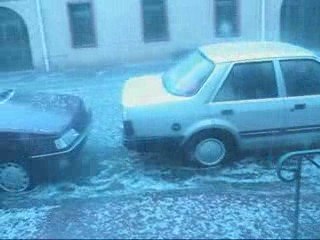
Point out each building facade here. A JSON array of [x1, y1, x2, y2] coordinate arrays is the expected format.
[[0, 0, 317, 72]]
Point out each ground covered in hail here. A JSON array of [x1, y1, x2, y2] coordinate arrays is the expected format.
[[0, 62, 319, 238]]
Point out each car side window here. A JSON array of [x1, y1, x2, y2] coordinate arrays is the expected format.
[[280, 60, 320, 97], [214, 61, 278, 102]]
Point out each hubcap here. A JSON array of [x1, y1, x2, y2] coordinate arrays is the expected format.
[[0, 162, 30, 193], [195, 138, 226, 166]]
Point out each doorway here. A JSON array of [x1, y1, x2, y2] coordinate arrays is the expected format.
[[0, 8, 33, 72]]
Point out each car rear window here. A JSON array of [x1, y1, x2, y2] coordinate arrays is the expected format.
[[162, 51, 215, 97]]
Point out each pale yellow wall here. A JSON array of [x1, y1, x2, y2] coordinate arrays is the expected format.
[[0, 0, 270, 70], [265, 0, 283, 41]]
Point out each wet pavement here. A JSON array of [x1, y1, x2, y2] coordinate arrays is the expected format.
[[0, 62, 320, 238], [1, 187, 320, 239]]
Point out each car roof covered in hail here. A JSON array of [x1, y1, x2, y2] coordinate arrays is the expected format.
[[200, 41, 315, 64]]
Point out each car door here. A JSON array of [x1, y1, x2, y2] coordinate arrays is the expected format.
[[279, 59, 320, 149], [208, 61, 286, 151]]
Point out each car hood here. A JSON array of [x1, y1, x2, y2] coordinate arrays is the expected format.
[[122, 75, 184, 108], [0, 90, 81, 135]]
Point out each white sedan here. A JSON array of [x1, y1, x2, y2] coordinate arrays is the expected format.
[[122, 41, 320, 167]]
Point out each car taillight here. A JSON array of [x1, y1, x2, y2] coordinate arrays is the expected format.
[[123, 121, 134, 136]]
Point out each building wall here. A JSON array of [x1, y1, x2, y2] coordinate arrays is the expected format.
[[0, 0, 270, 71], [264, 0, 283, 41], [42, 0, 263, 69]]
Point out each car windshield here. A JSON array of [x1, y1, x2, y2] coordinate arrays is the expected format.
[[162, 51, 215, 97]]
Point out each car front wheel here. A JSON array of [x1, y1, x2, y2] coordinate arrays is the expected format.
[[0, 162, 31, 193], [185, 132, 235, 167]]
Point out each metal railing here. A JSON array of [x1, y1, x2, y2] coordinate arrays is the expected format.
[[277, 149, 320, 239]]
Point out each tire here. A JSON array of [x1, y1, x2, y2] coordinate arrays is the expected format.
[[184, 131, 236, 168], [0, 160, 32, 193]]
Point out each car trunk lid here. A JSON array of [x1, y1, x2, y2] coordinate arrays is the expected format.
[[122, 75, 184, 107]]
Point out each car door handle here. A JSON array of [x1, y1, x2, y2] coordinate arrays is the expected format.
[[291, 103, 306, 111], [221, 109, 234, 115]]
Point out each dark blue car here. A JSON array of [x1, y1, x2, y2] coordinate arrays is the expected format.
[[0, 89, 91, 192]]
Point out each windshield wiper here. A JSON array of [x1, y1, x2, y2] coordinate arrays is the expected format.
[[0, 89, 14, 103]]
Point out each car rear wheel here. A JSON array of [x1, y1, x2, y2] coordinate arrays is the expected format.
[[0, 162, 31, 193], [185, 131, 235, 167]]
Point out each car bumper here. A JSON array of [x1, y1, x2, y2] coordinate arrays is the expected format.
[[123, 136, 183, 152], [30, 128, 90, 160], [27, 127, 90, 182], [30, 108, 92, 161]]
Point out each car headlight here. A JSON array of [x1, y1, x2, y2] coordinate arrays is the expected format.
[[55, 129, 80, 150]]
